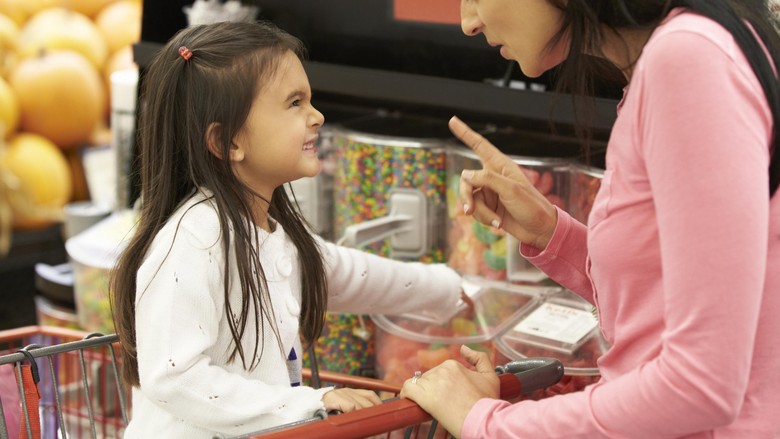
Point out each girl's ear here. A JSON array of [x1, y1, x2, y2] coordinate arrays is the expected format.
[[205, 122, 244, 162]]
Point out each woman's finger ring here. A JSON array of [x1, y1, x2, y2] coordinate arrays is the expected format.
[[412, 371, 421, 384]]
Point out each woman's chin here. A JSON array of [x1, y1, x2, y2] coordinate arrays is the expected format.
[[517, 62, 546, 79]]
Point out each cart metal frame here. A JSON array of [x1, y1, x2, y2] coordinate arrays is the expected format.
[[0, 326, 563, 439]]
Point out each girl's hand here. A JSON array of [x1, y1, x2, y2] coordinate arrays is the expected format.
[[400, 345, 500, 438], [321, 388, 382, 413], [449, 116, 558, 250]]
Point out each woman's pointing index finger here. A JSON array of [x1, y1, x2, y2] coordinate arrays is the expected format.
[[448, 116, 496, 159], [448, 116, 522, 178]]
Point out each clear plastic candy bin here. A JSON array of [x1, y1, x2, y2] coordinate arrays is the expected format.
[[569, 164, 604, 224], [372, 277, 560, 386], [35, 296, 80, 330], [65, 210, 137, 334], [445, 141, 571, 283], [495, 288, 610, 400]]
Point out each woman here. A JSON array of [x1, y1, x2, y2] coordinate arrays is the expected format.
[[400, 1, 780, 438]]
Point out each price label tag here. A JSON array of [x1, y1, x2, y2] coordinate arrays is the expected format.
[[513, 302, 597, 345]]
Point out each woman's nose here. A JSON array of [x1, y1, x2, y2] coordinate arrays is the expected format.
[[460, 0, 482, 36]]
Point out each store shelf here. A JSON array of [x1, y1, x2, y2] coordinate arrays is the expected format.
[[134, 41, 618, 133], [303, 61, 618, 131]]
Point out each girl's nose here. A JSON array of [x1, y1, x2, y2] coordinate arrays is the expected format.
[[460, 0, 482, 36], [311, 106, 324, 128]]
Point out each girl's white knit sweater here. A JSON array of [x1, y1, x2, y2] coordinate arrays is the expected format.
[[123, 191, 462, 438]]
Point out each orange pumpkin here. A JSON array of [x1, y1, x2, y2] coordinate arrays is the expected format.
[[54, 0, 119, 18], [10, 50, 105, 149], [94, 0, 141, 55], [17, 7, 108, 68], [0, 0, 28, 25], [0, 132, 72, 229], [0, 13, 19, 79], [0, 76, 18, 138], [21, 0, 121, 20]]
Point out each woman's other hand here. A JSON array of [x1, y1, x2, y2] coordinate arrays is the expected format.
[[400, 345, 500, 438], [321, 388, 382, 413], [450, 116, 558, 250]]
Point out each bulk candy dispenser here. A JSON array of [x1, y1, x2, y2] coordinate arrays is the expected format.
[[569, 163, 604, 224], [65, 209, 137, 334], [373, 277, 558, 386], [34, 295, 80, 330], [332, 114, 454, 261], [446, 129, 576, 283], [495, 288, 610, 400], [307, 114, 454, 378]]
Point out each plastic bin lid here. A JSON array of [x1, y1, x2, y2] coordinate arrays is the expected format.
[[334, 113, 456, 149], [34, 262, 75, 306], [447, 144, 571, 168], [65, 209, 137, 269], [495, 289, 610, 376], [371, 277, 559, 345]]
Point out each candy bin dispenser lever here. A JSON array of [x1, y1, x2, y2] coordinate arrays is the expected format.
[[340, 188, 428, 258]]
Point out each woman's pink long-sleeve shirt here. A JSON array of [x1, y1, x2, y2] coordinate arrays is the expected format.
[[462, 10, 780, 439]]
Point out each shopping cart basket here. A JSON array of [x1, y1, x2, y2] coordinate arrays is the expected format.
[[0, 326, 129, 439]]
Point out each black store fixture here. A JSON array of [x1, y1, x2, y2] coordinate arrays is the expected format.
[[132, 0, 621, 207], [0, 226, 68, 330]]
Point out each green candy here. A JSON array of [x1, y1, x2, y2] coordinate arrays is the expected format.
[[472, 221, 500, 244], [483, 249, 506, 270]]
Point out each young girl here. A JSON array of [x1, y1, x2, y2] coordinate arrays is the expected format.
[[110, 21, 463, 438], [402, 1, 780, 438]]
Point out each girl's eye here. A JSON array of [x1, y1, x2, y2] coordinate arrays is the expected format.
[[290, 99, 301, 108]]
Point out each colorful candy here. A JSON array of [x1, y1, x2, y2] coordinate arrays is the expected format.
[[307, 118, 450, 376], [446, 146, 570, 280], [332, 128, 448, 262], [569, 164, 604, 224], [373, 282, 548, 386]]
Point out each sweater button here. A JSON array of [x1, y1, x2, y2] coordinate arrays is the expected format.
[[286, 297, 301, 316], [276, 256, 292, 277]]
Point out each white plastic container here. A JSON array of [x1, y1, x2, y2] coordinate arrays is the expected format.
[[65, 209, 137, 334]]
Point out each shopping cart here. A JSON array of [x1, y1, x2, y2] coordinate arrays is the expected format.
[[1, 326, 564, 439], [0, 326, 129, 439]]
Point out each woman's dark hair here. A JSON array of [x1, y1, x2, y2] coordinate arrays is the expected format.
[[110, 21, 328, 386], [547, 0, 780, 197]]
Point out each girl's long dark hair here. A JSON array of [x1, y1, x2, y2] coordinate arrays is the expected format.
[[548, 0, 780, 197], [110, 21, 328, 387]]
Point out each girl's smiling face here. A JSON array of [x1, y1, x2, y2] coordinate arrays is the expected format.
[[232, 50, 325, 200], [460, 0, 569, 78]]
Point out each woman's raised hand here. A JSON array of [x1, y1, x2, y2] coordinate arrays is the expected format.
[[449, 116, 558, 250]]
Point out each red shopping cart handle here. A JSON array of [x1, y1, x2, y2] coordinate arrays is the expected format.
[[253, 358, 564, 439]]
